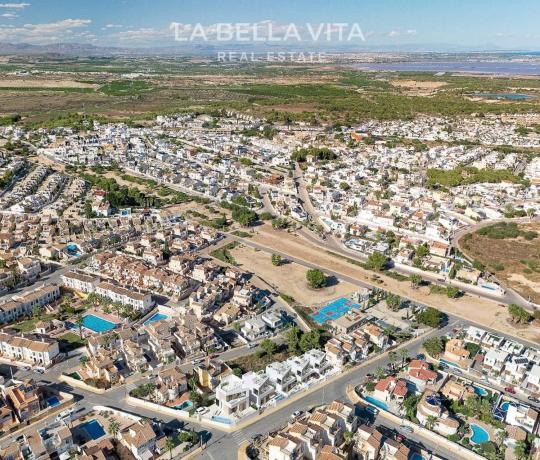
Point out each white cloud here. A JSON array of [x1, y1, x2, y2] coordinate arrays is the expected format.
[[110, 26, 169, 43], [0, 3, 30, 8], [105, 23, 122, 28], [0, 18, 92, 43], [1, 12, 17, 17]]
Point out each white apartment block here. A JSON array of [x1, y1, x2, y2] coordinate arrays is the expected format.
[[95, 282, 154, 313], [0, 331, 59, 367], [61, 271, 100, 293], [0, 284, 60, 325]]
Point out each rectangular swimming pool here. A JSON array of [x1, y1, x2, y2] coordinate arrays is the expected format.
[[311, 297, 360, 325], [82, 314, 117, 333], [80, 419, 106, 440], [144, 312, 169, 326]]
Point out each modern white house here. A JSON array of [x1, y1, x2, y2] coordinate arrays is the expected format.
[[241, 371, 275, 407], [215, 374, 249, 416], [266, 361, 297, 394]]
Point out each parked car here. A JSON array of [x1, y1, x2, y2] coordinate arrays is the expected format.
[[399, 425, 414, 434], [196, 407, 208, 415], [528, 396, 540, 404], [291, 410, 303, 419], [505, 387, 516, 394]]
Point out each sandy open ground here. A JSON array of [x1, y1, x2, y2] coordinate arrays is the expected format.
[[390, 79, 448, 95], [231, 244, 358, 305], [246, 225, 540, 344], [0, 78, 98, 89]]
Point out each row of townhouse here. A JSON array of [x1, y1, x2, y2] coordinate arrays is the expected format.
[[0, 284, 60, 325], [216, 349, 334, 417], [61, 270, 154, 313], [0, 330, 59, 367]]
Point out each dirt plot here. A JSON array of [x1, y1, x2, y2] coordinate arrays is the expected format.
[[0, 78, 98, 89], [231, 244, 358, 306], [390, 79, 448, 96], [460, 223, 540, 304], [245, 225, 540, 344]]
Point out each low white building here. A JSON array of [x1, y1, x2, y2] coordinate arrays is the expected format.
[[95, 282, 154, 313], [61, 271, 100, 293], [215, 374, 249, 416], [0, 331, 59, 367]]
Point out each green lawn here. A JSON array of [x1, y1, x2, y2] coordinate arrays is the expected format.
[[58, 332, 86, 352], [11, 314, 56, 332]]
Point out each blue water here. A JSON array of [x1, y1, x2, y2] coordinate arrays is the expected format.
[[411, 454, 426, 460], [82, 314, 117, 333], [175, 401, 193, 410], [311, 297, 360, 325], [47, 396, 60, 407], [355, 61, 540, 76], [66, 243, 82, 257], [474, 386, 488, 397], [80, 419, 106, 440], [144, 312, 169, 326], [211, 415, 234, 425], [470, 424, 490, 444], [439, 358, 460, 368], [364, 395, 389, 411], [501, 401, 513, 412]]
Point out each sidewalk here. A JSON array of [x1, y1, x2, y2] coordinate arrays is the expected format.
[[237, 441, 250, 460]]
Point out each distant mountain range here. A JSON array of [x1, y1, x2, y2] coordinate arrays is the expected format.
[[0, 41, 538, 57]]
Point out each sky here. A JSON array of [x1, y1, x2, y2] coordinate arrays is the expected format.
[[0, 0, 539, 51]]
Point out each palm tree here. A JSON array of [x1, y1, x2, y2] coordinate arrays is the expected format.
[[165, 436, 176, 460], [375, 366, 386, 380], [75, 315, 85, 340], [425, 415, 437, 431], [494, 429, 506, 448], [108, 420, 120, 439], [399, 349, 409, 366], [410, 274, 422, 289], [79, 356, 89, 368], [388, 352, 397, 371], [514, 440, 529, 460]]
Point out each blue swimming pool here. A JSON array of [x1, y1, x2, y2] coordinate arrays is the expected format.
[[66, 243, 82, 257], [470, 424, 490, 444], [439, 358, 460, 368], [82, 314, 117, 333], [47, 396, 60, 407], [211, 415, 234, 425], [80, 419, 106, 440], [175, 401, 193, 411], [474, 386, 488, 397], [364, 395, 389, 411], [410, 453, 426, 460], [500, 401, 514, 412], [144, 312, 169, 326], [311, 297, 360, 325]]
